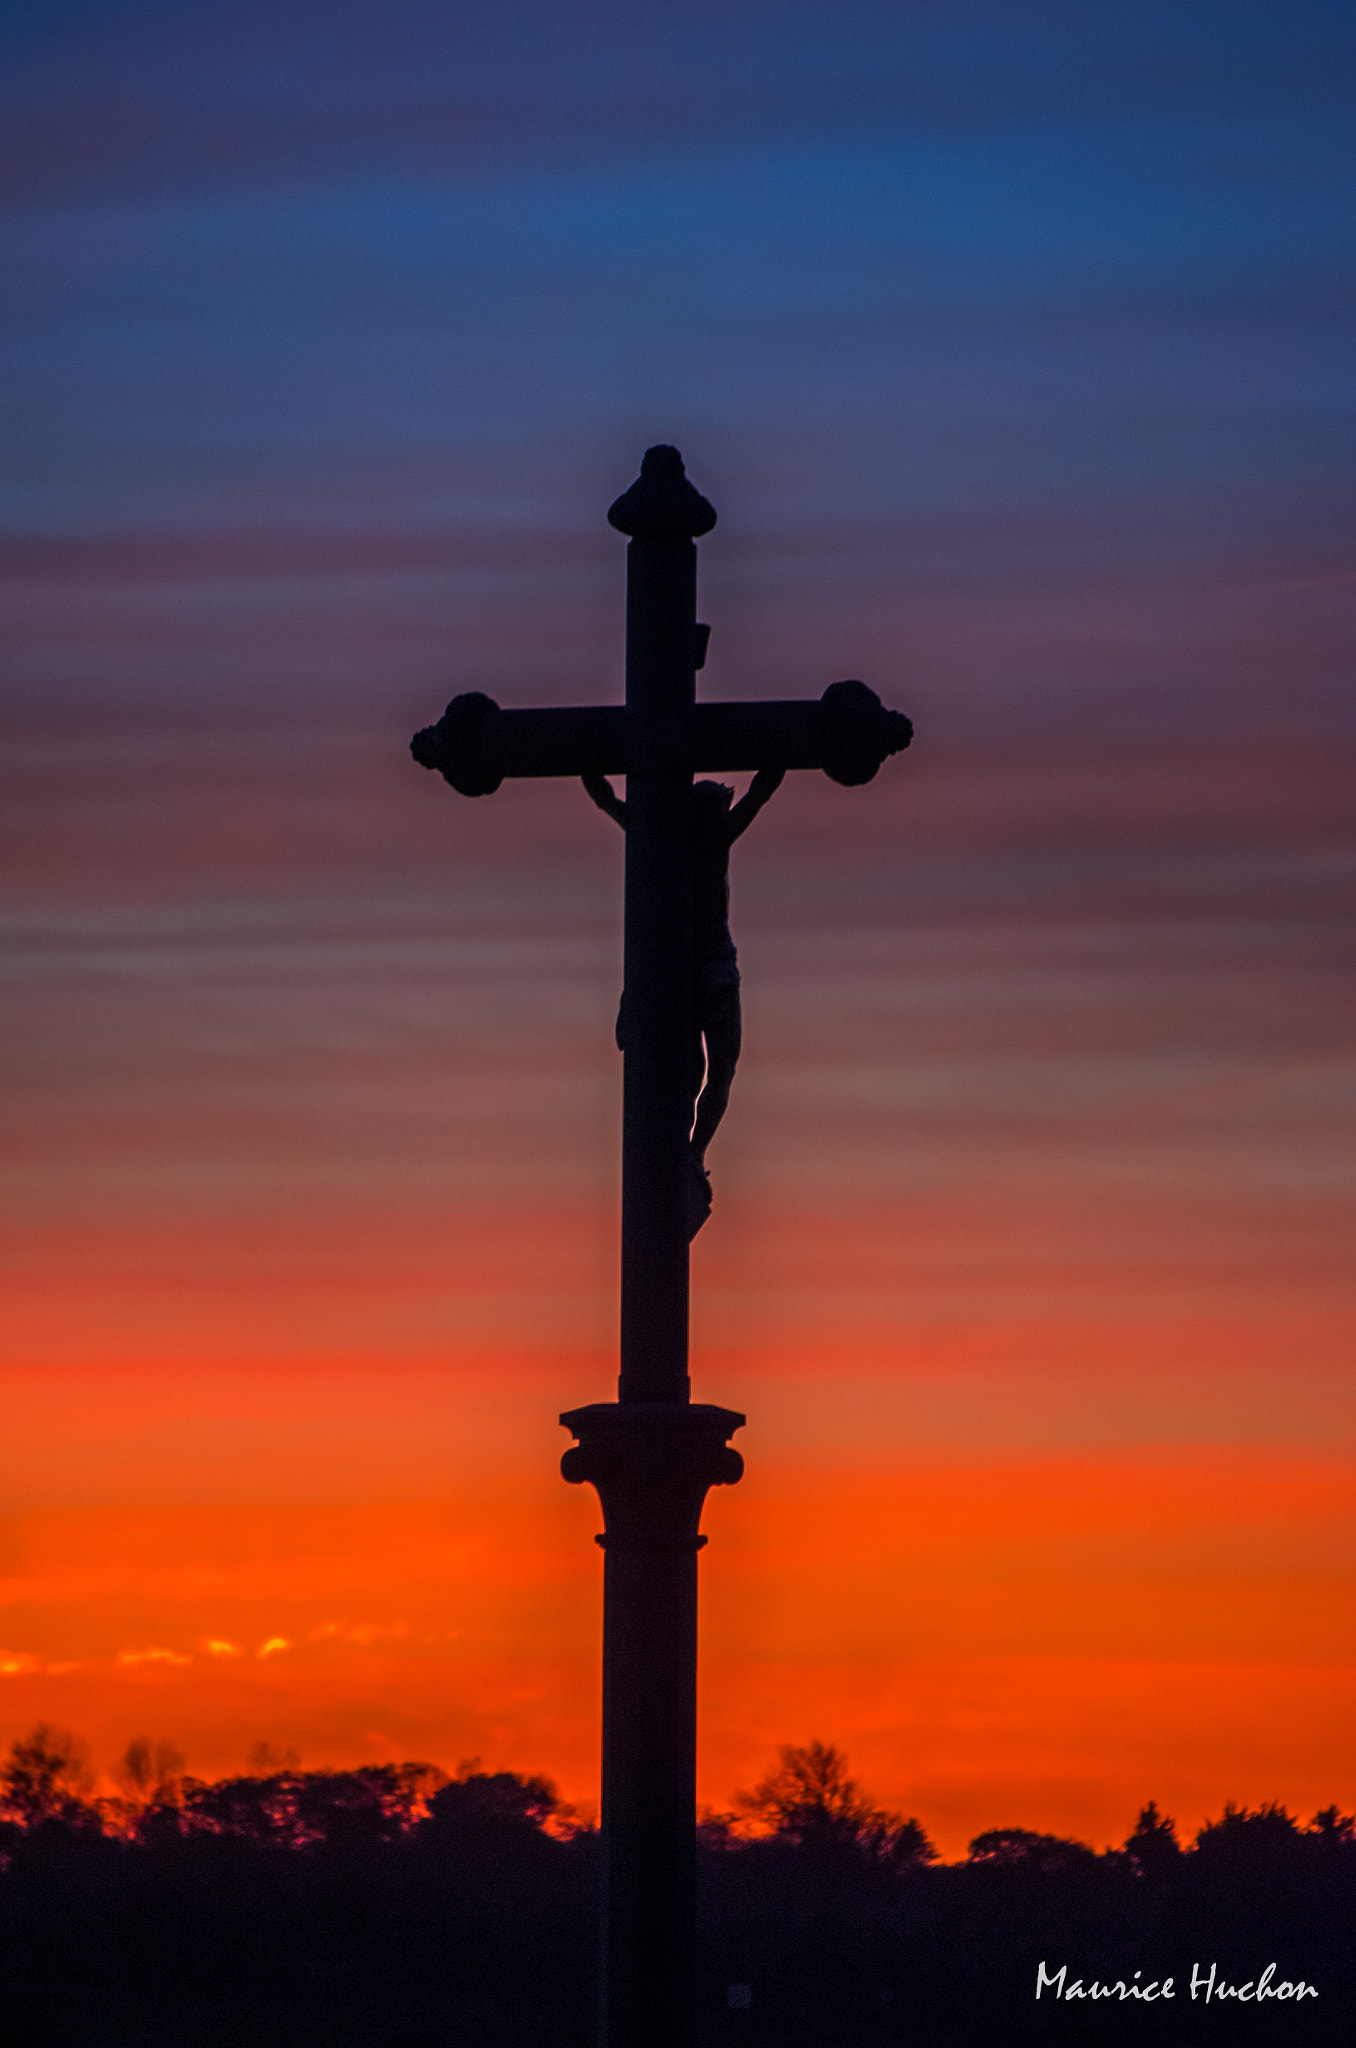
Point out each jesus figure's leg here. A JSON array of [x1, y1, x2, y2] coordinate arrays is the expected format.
[[690, 986, 742, 1170]]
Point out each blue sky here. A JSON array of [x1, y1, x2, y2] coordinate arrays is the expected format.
[[5, 1, 1352, 571]]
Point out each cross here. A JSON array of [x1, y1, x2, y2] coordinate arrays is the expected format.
[[411, 446, 911, 2048]]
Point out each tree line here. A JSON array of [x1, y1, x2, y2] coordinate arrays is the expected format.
[[0, 1725, 1350, 2045]]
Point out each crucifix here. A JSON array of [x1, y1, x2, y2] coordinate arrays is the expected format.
[[411, 446, 912, 2048]]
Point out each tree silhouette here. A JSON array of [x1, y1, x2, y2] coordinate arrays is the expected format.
[[1310, 1804, 1356, 1848], [734, 1740, 934, 1866], [1194, 1798, 1303, 1861], [0, 1724, 92, 1827], [246, 1739, 300, 1775], [966, 1826, 1098, 1874], [1123, 1798, 1182, 1880], [112, 1737, 186, 1814]]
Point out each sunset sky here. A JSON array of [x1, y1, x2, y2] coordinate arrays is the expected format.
[[3, 0, 1354, 1857]]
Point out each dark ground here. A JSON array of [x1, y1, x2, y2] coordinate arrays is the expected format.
[[1, 1735, 1350, 2046]]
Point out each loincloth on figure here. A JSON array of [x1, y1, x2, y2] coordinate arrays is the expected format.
[[614, 945, 741, 1055]]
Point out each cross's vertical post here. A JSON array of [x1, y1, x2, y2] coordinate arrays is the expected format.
[[614, 456, 705, 1402]]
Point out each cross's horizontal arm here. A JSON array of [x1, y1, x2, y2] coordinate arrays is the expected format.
[[411, 678, 912, 796]]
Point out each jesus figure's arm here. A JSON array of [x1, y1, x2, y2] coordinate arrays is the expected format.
[[725, 765, 785, 842], [582, 772, 628, 827]]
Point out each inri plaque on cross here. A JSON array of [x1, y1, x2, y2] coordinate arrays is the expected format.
[[411, 447, 911, 2048]]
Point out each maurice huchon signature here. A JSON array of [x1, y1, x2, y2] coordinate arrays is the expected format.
[[1037, 1962, 1318, 2004]]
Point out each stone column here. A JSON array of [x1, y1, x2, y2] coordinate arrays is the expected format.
[[562, 1402, 744, 2048]]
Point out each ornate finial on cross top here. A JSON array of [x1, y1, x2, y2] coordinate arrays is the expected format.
[[607, 443, 718, 539], [410, 448, 912, 2048]]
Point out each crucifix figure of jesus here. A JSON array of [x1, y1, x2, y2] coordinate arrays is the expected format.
[[582, 759, 785, 1236], [410, 446, 911, 2048]]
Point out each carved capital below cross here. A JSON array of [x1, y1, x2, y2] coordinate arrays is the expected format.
[[560, 1403, 745, 1552]]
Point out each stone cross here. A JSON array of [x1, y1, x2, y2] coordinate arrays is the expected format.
[[411, 446, 911, 2048]]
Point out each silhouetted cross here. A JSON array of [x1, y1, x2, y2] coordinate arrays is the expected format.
[[410, 446, 911, 2048], [411, 445, 910, 1406]]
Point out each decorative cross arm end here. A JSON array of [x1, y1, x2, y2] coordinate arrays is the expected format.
[[818, 677, 914, 786], [412, 695, 630, 793], [410, 691, 504, 795]]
